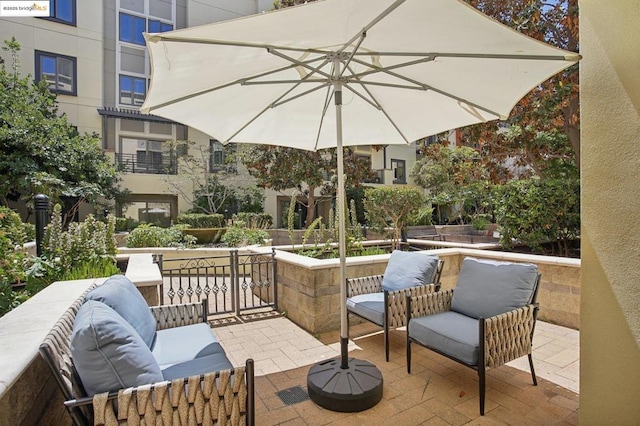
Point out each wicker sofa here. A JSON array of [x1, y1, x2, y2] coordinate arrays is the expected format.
[[39, 275, 254, 426]]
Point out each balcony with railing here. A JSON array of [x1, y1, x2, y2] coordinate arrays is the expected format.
[[115, 153, 177, 175]]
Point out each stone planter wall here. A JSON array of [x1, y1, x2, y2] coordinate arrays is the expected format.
[[273, 247, 581, 335]]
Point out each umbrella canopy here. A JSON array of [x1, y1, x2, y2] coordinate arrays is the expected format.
[[141, 0, 579, 151], [140, 0, 580, 412]]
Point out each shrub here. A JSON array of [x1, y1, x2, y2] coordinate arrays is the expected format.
[[175, 213, 225, 228], [0, 283, 30, 317], [407, 206, 434, 226], [233, 212, 273, 229], [126, 224, 197, 248], [115, 217, 140, 232], [221, 225, 269, 247], [472, 215, 490, 231], [494, 177, 580, 256], [25, 205, 120, 289], [0, 207, 30, 316]]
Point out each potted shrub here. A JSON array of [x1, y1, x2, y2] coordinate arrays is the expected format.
[[176, 213, 227, 244]]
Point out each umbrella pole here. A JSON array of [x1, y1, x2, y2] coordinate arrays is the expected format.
[[306, 55, 383, 412], [334, 81, 349, 370]]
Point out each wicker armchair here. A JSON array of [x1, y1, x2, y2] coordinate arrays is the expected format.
[[40, 294, 255, 426], [346, 251, 443, 361], [406, 257, 541, 415]]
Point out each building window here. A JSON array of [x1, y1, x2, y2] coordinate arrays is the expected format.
[[148, 20, 173, 33], [119, 75, 147, 106], [119, 13, 146, 45], [209, 139, 225, 172], [391, 159, 406, 184], [46, 0, 76, 25], [35, 51, 76, 95]]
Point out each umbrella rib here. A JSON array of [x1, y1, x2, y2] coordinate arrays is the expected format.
[[226, 63, 331, 142], [348, 56, 434, 80], [143, 57, 323, 112], [271, 83, 331, 108], [349, 57, 503, 118], [151, 37, 578, 62], [313, 84, 335, 151], [335, 0, 407, 57], [267, 48, 333, 80], [343, 65, 411, 144]]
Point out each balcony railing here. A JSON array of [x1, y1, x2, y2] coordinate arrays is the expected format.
[[115, 153, 177, 175]]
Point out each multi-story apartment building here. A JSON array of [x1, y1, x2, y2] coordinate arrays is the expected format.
[[1, 0, 422, 227]]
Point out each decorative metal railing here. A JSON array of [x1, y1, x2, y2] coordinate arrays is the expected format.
[[155, 250, 277, 319], [115, 153, 178, 175]]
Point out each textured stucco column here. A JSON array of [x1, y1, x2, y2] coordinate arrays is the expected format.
[[580, 1, 640, 423]]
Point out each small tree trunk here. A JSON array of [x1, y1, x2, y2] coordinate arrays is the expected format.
[[305, 187, 317, 229]]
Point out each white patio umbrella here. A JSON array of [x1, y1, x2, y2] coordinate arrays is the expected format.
[[141, 0, 580, 412]]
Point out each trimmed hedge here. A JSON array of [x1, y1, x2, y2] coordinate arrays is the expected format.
[[232, 212, 273, 229], [175, 213, 225, 228]]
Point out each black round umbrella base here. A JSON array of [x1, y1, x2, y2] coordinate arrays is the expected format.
[[307, 357, 383, 412]]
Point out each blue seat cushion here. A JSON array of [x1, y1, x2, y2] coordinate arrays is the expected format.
[[151, 322, 224, 368], [451, 257, 539, 319], [381, 250, 439, 292], [408, 311, 479, 366], [71, 300, 164, 396], [161, 352, 234, 381], [84, 275, 157, 348], [346, 292, 384, 326]]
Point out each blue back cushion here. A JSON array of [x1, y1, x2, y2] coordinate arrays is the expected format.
[[381, 250, 439, 292], [451, 257, 539, 319], [84, 275, 157, 348], [71, 300, 163, 396]]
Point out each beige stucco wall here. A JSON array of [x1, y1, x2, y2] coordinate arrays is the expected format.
[[0, 0, 103, 136], [580, 1, 640, 423]]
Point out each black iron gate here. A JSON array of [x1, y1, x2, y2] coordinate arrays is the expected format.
[[155, 250, 277, 321]]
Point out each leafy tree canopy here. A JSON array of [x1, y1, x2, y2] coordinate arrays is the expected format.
[[364, 186, 425, 250], [240, 145, 375, 227], [412, 144, 492, 224], [0, 38, 121, 211], [461, 0, 580, 179]]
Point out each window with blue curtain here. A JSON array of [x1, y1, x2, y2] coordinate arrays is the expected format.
[[119, 13, 146, 45], [148, 20, 173, 33]]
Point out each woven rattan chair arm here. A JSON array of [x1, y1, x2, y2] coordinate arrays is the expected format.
[[67, 360, 255, 426], [408, 289, 454, 319], [346, 275, 383, 297], [386, 284, 437, 328], [483, 305, 536, 368], [150, 301, 205, 330]]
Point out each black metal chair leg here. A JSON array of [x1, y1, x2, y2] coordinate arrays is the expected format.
[[528, 353, 538, 386], [479, 366, 486, 416], [384, 323, 389, 362], [406, 295, 412, 373]]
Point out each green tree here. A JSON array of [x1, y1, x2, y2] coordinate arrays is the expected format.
[[163, 140, 263, 215], [411, 144, 490, 224], [461, 0, 580, 179], [0, 38, 121, 214], [364, 186, 425, 250], [240, 145, 375, 228], [494, 177, 580, 257]]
